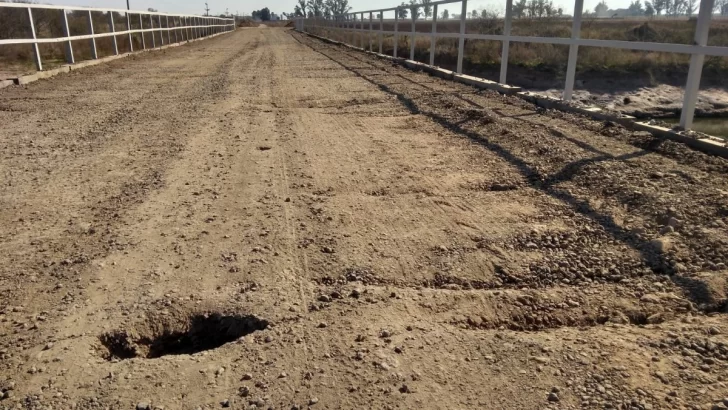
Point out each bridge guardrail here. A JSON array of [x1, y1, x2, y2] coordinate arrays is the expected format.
[[295, 0, 727, 131], [0, 2, 235, 73]]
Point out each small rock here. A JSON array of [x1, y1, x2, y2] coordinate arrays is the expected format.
[[264, 335, 273, 343], [399, 384, 411, 393], [221, 399, 231, 408], [649, 238, 672, 253], [709, 327, 721, 335], [533, 356, 550, 364], [239, 386, 250, 397], [318, 294, 331, 303], [379, 329, 391, 338], [317, 322, 327, 328], [660, 225, 674, 235], [216, 367, 225, 376], [137, 402, 151, 410], [667, 217, 680, 228], [321, 247, 335, 254], [309, 397, 319, 405], [640, 294, 661, 303], [548, 392, 560, 402], [241, 373, 253, 380], [279, 372, 288, 378]]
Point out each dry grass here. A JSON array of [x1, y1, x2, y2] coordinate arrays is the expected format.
[[317, 17, 728, 88], [0, 8, 217, 77]]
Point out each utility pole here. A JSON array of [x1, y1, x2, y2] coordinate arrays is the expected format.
[[126, 0, 129, 10], [204, 2, 210, 16]]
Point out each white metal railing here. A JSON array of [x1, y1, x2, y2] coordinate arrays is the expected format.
[[0, 2, 235, 73], [295, 0, 728, 130]]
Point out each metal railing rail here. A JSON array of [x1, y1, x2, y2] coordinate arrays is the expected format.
[[0, 2, 235, 72], [295, 0, 725, 130]]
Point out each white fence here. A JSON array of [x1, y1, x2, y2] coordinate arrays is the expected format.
[[0, 2, 235, 72], [295, 0, 728, 131]]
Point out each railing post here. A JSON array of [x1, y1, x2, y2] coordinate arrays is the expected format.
[[140, 14, 146, 49], [126, 12, 133, 52], [88, 10, 98, 59], [360, 13, 365, 49], [430, 4, 438, 66], [410, 8, 416, 60], [167, 16, 171, 44], [150, 15, 156, 48], [379, 11, 383, 54], [27, 8, 43, 71], [158, 15, 164, 45], [108, 11, 119, 55], [500, 0, 513, 83], [61, 9, 75, 64], [369, 12, 373, 51], [394, 10, 399, 58], [173, 17, 178, 43], [457, 0, 467, 74], [563, 0, 584, 100], [680, 0, 714, 130]]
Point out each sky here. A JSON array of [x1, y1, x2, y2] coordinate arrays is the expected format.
[[43, 0, 635, 18]]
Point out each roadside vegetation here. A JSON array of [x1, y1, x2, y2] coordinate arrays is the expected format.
[[313, 0, 728, 89]]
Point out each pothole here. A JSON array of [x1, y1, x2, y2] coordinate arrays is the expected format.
[[99, 312, 269, 360]]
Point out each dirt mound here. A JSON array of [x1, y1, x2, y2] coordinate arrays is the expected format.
[[237, 19, 258, 27]]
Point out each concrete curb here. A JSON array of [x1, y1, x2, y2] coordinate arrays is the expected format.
[[6, 31, 233, 88], [300, 30, 728, 159]]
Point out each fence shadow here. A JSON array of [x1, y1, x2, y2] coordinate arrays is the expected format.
[[291, 31, 728, 312]]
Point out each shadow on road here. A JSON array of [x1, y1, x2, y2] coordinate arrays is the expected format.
[[292, 32, 728, 313]]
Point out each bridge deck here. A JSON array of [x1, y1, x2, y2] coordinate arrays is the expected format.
[[1, 27, 727, 409]]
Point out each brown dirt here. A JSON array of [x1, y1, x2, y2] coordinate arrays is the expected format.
[[1, 27, 727, 410]]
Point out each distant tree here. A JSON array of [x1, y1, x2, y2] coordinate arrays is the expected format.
[[668, 0, 686, 15], [718, 0, 728, 14], [513, 0, 528, 17], [293, 4, 304, 16], [147, 8, 158, 12], [653, 0, 667, 14], [645, 1, 656, 15], [325, 0, 351, 17], [409, 0, 422, 20], [441, 8, 450, 19], [628, 0, 645, 15], [420, 0, 433, 18], [310, 0, 325, 16], [594, 0, 609, 16], [397, 2, 409, 19], [527, 0, 538, 16], [298, 0, 308, 17], [252, 7, 272, 20], [685, 0, 697, 15]]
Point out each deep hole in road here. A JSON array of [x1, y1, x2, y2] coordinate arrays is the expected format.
[[99, 312, 269, 360]]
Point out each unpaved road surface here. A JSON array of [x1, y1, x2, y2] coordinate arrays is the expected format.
[[1, 27, 728, 410]]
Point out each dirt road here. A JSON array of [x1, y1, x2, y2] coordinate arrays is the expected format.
[[1, 27, 727, 410]]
